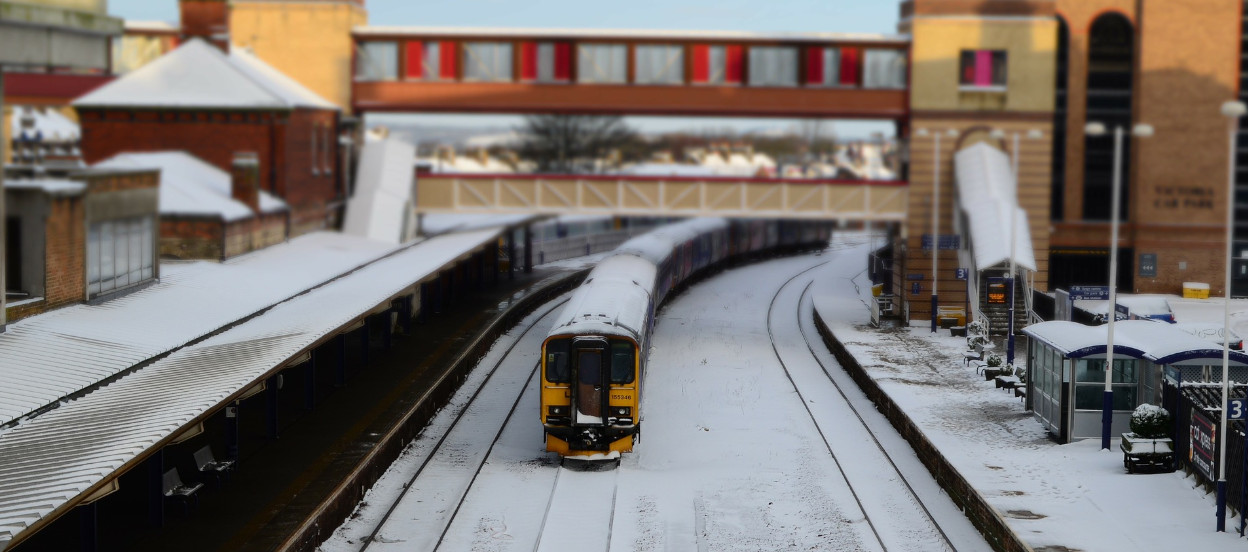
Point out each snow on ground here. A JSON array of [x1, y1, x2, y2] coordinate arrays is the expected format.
[[814, 235, 1248, 551]]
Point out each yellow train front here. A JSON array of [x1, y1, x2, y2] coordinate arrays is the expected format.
[[541, 253, 655, 459]]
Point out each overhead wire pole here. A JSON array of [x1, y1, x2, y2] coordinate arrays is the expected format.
[[1008, 131, 1019, 365], [1, 71, 6, 333], [1217, 99, 1246, 532]]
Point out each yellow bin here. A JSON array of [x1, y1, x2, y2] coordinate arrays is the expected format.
[[1183, 282, 1210, 299], [872, 283, 883, 297]]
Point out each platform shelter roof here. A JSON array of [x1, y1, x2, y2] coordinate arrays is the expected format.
[[0, 227, 506, 550], [1023, 320, 1248, 366]]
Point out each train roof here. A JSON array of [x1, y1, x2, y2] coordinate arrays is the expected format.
[[615, 217, 729, 265], [547, 254, 657, 341]]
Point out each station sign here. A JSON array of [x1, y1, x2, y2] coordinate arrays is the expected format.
[[920, 234, 961, 251], [1069, 285, 1110, 300], [955, 268, 969, 281], [1230, 398, 1247, 421], [1139, 253, 1157, 278], [906, 273, 924, 281]]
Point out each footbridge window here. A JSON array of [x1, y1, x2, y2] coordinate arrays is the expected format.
[[862, 48, 906, 89], [634, 44, 684, 85], [356, 41, 398, 81], [691, 45, 743, 85], [748, 46, 798, 87], [519, 41, 572, 82], [577, 43, 628, 84]]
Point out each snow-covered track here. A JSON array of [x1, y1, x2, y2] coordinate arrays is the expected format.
[[356, 299, 568, 552], [765, 265, 958, 552], [533, 465, 620, 552]]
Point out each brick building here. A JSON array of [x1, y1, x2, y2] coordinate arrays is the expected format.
[[73, 38, 343, 236], [95, 151, 290, 260], [4, 167, 159, 323]]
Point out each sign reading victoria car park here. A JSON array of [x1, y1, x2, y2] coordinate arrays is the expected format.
[[1190, 409, 1217, 481]]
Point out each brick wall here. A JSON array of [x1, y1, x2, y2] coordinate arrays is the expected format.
[[161, 217, 224, 260], [79, 107, 340, 237], [43, 196, 86, 309], [223, 211, 288, 258]]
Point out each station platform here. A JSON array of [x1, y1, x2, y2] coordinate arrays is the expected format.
[[812, 289, 1234, 551], [0, 224, 560, 552]]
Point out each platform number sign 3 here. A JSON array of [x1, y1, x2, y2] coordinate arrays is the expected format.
[[1230, 398, 1247, 421]]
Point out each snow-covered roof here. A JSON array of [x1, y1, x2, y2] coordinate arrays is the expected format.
[[1023, 320, 1248, 366], [3, 179, 86, 196], [0, 228, 504, 547], [10, 106, 80, 143], [548, 254, 656, 340], [418, 214, 545, 235], [344, 139, 416, 243], [953, 142, 1035, 272], [94, 151, 287, 221], [355, 26, 909, 44], [124, 20, 178, 33], [74, 38, 337, 111], [0, 232, 398, 429]]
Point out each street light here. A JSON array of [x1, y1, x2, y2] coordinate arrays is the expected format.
[[1217, 99, 1246, 532], [989, 128, 1043, 367], [915, 127, 959, 333], [1085, 120, 1154, 451]]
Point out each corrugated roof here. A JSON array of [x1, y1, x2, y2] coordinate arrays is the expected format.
[[1023, 320, 1248, 366], [73, 38, 337, 111], [0, 228, 503, 549], [0, 233, 400, 428], [94, 151, 288, 222]]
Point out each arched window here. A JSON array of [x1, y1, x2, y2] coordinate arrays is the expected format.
[[1081, 13, 1134, 221], [1051, 17, 1069, 221]]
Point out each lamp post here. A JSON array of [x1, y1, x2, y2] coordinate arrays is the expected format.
[[1085, 120, 1153, 451], [915, 128, 959, 332], [989, 128, 1043, 366], [1217, 100, 1245, 532]]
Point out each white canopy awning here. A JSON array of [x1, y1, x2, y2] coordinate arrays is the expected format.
[[953, 142, 1035, 272]]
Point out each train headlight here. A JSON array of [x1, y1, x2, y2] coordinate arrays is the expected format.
[[548, 405, 568, 416], [611, 406, 630, 417]]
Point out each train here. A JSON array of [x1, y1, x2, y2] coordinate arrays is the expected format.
[[539, 218, 832, 459]]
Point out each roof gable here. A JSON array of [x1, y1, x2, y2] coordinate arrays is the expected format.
[[74, 39, 337, 111]]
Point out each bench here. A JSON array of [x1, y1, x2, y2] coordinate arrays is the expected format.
[[1015, 386, 1027, 402], [995, 375, 1020, 391], [194, 445, 235, 487], [969, 359, 988, 375], [961, 350, 983, 367], [162, 468, 203, 514]]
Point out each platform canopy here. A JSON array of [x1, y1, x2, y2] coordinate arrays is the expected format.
[[953, 142, 1034, 272], [1023, 320, 1248, 366]]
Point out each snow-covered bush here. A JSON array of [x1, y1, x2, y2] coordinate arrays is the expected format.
[[1130, 404, 1171, 439], [986, 353, 1002, 368], [1000, 364, 1014, 376]]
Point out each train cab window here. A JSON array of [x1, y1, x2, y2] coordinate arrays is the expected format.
[[610, 341, 635, 384], [545, 338, 571, 383]]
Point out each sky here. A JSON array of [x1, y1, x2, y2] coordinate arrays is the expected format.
[[104, 0, 904, 139]]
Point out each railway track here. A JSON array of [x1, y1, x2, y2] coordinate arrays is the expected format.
[[355, 299, 568, 552], [764, 262, 961, 552]]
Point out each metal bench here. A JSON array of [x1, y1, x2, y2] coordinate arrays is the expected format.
[[162, 468, 203, 514], [193, 445, 235, 487]]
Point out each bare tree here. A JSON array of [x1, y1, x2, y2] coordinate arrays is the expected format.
[[515, 115, 639, 173]]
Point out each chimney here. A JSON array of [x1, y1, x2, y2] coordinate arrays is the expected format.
[[231, 152, 261, 213], [180, 0, 230, 52]]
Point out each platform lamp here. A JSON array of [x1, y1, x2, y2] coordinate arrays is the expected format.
[[1084, 120, 1154, 451], [1217, 99, 1246, 532], [988, 128, 1044, 367], [914, 127, 959, 332]]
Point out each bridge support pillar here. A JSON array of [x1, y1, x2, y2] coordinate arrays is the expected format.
[[524, 225, 533, 274]]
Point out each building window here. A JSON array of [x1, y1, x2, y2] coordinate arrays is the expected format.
[[310, 126, 320, 176], [405, 40, 458, 80], [5, 217, 20, 297], [577, 44, 627, 84], [322, 124, 333, 175], [634, 44, 684, 85], [691, 45, 742, 85], [356, 41, 398, 81], [519, 41, 572, 82], [862, 48, 906, 89], [463, 42, 513, 82], [86, 216, 154, 299], [748, 46, 798, 87], [959, 49, 1007, 90]]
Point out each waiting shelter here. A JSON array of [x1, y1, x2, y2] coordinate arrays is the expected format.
[[1023, 320, 1248, 443]]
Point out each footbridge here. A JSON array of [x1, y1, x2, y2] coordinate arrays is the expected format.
[[415, 174, 907, 221]]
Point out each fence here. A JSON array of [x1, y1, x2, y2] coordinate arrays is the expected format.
[[1169, 382, 1248, 535]]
